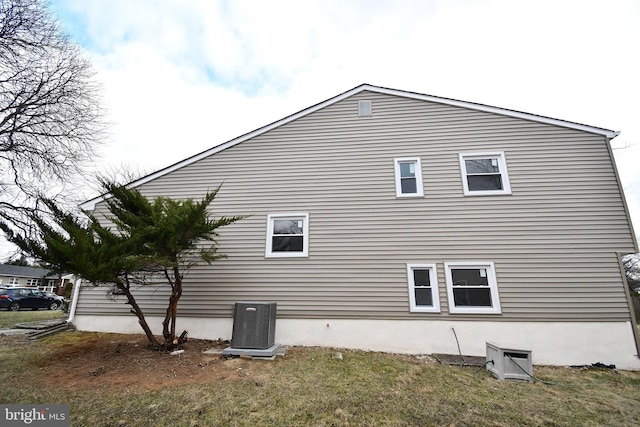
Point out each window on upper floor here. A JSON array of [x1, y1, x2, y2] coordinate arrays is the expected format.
[[459, 152, 511, 196], [265, 213, 309, 258], [394, 157, 424, 197], [407, 264, 440, 312], [445, 262, 501, 314], [9, 277, 19, 285]]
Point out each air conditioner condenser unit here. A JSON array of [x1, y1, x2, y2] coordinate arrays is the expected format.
[[222, 302, 283, 358], [231, 301, 277, 349]]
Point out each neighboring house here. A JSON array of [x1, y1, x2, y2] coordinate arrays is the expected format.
[[74, 84, 639, 368], [44, 273, 76, 295], [0, 264, 73, 294], [0, 265, 50, 288]]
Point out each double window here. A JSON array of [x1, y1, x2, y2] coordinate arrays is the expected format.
[[459, 152, 511, 195], [444, 262, 501, 314], [407, 262, 501, 314], [394, 157, 423, 197], [265, 213, 309, 258]]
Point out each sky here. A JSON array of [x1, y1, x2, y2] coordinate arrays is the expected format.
[[4, 0, 640, 258]]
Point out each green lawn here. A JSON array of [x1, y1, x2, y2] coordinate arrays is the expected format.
[[2, 325, 640, 427], [0, 308, 66, 328]]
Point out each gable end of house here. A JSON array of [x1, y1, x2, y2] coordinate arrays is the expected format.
[[79, 84, 619, 211]]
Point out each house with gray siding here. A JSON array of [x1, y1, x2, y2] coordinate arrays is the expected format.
[[0, 264, 50, 288], [0, 264, 75, 294], [73, 84, 640, 368]]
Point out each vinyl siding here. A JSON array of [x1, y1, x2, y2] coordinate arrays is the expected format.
[[76, 91, 637, 322]]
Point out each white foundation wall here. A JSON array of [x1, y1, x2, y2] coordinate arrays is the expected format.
[[72, 315, 640, 370]]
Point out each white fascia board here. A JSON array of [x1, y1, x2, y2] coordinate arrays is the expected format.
[[79, 85, 370, 211], [365, 85, 620, 139]]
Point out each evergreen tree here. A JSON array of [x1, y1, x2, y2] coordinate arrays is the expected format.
[[4, 254, 30, 266], [1, 182, 244, 350]]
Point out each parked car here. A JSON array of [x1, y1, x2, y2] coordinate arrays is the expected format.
[[44, 292, 65, 310], [0, 287, 62, 311]]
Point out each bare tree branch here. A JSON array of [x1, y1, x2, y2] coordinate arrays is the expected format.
[[0, 0, 105, 232]]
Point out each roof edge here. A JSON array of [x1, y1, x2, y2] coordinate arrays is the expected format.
[[367, 84, 619, 139], [79, 84, 371, 210], [80, 83, 619, 210]]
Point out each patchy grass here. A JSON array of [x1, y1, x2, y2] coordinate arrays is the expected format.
[[0, 308, 66, 328], [2, 331, 640, 426]]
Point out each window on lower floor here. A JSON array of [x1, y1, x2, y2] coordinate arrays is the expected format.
[[394, 157, 424, 197], [407, 264, 440, 312], [265, 213, 309, 257], [459, 152, 511, 195], [445, 262, 501, 314], [26, 279, 41, 287]]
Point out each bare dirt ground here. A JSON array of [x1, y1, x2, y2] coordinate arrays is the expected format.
[[3, 331, 265, 392], [5, 329, 640, 426]]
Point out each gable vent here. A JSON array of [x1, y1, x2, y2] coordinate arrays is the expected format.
[[358, 100, 372, 116]]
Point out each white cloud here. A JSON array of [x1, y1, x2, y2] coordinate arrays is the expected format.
[[35, 0, 640, 246]]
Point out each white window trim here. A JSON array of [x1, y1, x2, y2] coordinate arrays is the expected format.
[[394, 157, 424, 197], [265, 213, 309, 258], [26, 279, 41, 287], [458, 151, 511, 196], [444, 261, 502, 314], [407, 264, 440, 313]]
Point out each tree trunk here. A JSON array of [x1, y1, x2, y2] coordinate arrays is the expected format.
[[118, 283, 161, 350], [162, 265, 183, 350]]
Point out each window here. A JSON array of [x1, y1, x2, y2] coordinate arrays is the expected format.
[[26, 279, 41, 287], [459, 152, 511, 195], [407, 264, 440, 312], [394, 157, 424, 197], [9, 277, 19, 285], [445, 262, 501, 314], [265, 213, 309, 257]]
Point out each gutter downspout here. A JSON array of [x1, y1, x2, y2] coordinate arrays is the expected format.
[[617, 253, 640, 359], [66, 277, 82, 324]]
